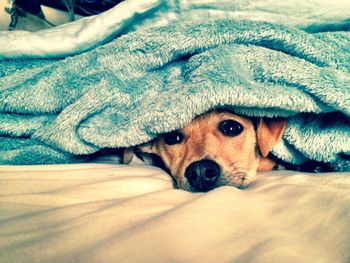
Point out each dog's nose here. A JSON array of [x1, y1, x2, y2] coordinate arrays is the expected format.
[[185, 159, 221, 191]]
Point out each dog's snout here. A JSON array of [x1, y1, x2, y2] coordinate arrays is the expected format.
[[185, 159, 221, 191]]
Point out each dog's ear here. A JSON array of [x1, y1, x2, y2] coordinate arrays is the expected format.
[[121, 147, 134, 164], [256, 117, 288, 157], [133, 140, 159, 165], [136, 140, 158, 154], [120, 141, 159, 164], [133, 141, 170, 174]]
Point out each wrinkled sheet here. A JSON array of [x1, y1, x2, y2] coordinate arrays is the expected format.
[[0, 0, 162, 58], [2, 0, 350, 59], [1, 164, 350, 263]]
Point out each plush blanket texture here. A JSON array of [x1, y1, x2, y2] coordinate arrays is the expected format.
[[0, 0, 349, 170]]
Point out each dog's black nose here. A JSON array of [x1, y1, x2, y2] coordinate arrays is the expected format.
[[185, 159, 221, 191]]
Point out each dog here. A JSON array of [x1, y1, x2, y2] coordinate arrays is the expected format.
[[123, 110, 287, 192]]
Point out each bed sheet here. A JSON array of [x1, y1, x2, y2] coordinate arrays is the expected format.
[[1, 164, 350, 263], [1, 0, 350, 59]]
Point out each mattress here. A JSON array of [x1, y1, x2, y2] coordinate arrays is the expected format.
[[1, 164, 350, 262]]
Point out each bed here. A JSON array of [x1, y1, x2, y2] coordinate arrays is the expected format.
[[1, 0, 350, 262], [1, 163, 350, 262]]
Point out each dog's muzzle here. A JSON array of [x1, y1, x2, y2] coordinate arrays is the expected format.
[[185, 159, 221, 192]]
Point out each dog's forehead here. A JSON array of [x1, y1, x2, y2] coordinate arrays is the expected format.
[[212, 111, 251, 123], [182, 111, 252, 131]]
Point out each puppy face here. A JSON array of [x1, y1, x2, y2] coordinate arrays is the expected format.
[[136, 111, 286, 192], [137, 111, 287, 192]]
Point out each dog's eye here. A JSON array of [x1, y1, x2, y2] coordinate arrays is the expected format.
[[219, 120, 244, 137], [163, 131, 184, 145]]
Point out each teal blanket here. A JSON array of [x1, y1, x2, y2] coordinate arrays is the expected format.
[[1, 19, 350, 170]]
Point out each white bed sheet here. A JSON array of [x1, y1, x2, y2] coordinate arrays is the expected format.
[[0, 0, 162, 59], [1, 164, 349, 263], [1, 0, 350, 59]]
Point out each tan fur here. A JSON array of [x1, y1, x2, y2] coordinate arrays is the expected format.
[[136, 111, 287, 191]]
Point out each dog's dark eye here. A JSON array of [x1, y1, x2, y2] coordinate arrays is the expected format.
[[163, 131, 184, 145], [219, 120, 244, 137]]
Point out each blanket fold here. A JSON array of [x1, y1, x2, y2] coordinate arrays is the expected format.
[[0, 19, 349, 170]]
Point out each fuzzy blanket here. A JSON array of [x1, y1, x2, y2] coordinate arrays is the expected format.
[[0, 3, 350, 170]]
